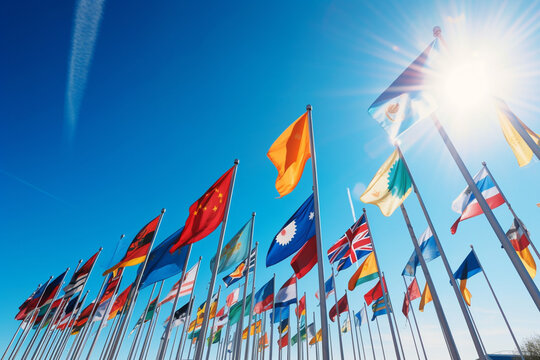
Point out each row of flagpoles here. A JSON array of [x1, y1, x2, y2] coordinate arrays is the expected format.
[[3, 26, 540, 360]]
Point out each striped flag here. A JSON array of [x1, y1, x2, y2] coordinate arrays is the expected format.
[[226, 288, 240, 307], [63, 250, 99, 298], [159, 262, 199, 306], [275, 276, 297, 308]]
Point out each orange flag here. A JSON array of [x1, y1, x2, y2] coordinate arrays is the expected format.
[[108, 284, 132, 320], [267, 112, 311, 197], [419, 282, 432, 312]]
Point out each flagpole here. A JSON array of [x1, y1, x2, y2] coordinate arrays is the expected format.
[[287, 314, 291, 360], [137, 281, 164, 360], [306, 105, 331, 360], [244, 230, 259, 360], [220, 317, 231, 360], [100, 308, 121, 359], [402, 277, 426, 360], [295, 278, 302, 360], [142, 303, 160, 359], [278, 308, 282, 360], [313, 312, 319, 360], [206, 285, 222, 360], [464, 303, 487, 354], [470, 245, 525, 360], [157, 244, 194, 360], [168, 326, 179, 360], [327, 319, 333, 360], [53, 290, 90, 360], [398, 202, 458, 359], [330, 271, 345, 360], [374, 317, 386, 360], [364, 303, 376, 360], [482, 161, 540, 259], [362, 209, 400, 359], [402, 292, 420, 360], [381, 271, 405, 360], [304, 292, 309, 360], [396, 145, 486, 359], [108, 209, 166, 360], [127, 285, 155, 360], [101, 299, 127, 360], [194, 160, 239, 360], [10, 310, 37, 360], [269, 273, 276, 360], [353, 312, 367, 360], [344, 291, 358, 360], [430, 104, 540, 311], [262, 310, 267, 360], [176, 260, 202, 360]]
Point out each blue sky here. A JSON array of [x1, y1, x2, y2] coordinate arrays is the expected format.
[[1, 0, 540, 359]]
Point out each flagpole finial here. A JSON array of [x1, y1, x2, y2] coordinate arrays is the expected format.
[[120, 234, 125, 239], [306, 104, 312, 111], [161, 208, 166, 214], [234, 159, 240, 165], [481, 161, 486, 166], [470, 244, 474, 249], [252, 212, 256, 217], [433, 26, 441, 38], [99, 247, 103, 251]]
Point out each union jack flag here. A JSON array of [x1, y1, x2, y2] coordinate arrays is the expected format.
[[327, 214, 372, 272]]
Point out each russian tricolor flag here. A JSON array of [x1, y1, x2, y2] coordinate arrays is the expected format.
[[451, 167, 505, 234]]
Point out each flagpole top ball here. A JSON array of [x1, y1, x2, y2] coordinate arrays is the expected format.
[[482, 161, 486, 166], [252, 212, 256, 216], [161, 208, 166, 214], [120, 234, 125, 239], [433, 26, 441, 38], [306, 104, 312, 111], [234, 159, 239, 165]]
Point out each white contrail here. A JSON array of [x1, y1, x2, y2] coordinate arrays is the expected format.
[[65, 0, 106, 139]]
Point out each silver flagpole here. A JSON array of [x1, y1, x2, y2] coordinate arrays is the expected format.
[[402, 277, 427, 360], [100, 309, 121, 359], [482, 162, 540, 259], [330, 272, 345, 360], [362, 209, 400, 359], [244, 226, 258, 360], [402, 292, 420, 360], [353, 313, 366, 360], [327, 319, 333, 360], [206, 285, 222, 360], [464, 303, 486, 354], [287, 316, 291, 360], [295, 278, 302, 360], [396, 144, 484, 359], [313, 312, 319, 360], [127, 283, 157, 360], [157, 244, 193, 360], [142, 304, 160, 359], [384, 276, 406, 358], [262, 310, 267, 360], [345, 188, 360, 271], [304, 293, 309, 360], [398, 201, 457, 359], [306, 105, 330, 360], [269, 274, 276, 360], [194, 160, 239, 360], [430, 108, 540, 310], [177, 294, 198, 360], [168, 326, 179, 360], [139, 281, 165, 360], [108, 209, 167, 360], [344, 291, 357, 360], [364, 303, 376, 360], [374, 317, 386, 360], [53, 290, 90, 360], [470, 245, 525, 360], [235, 214, 256, 360]]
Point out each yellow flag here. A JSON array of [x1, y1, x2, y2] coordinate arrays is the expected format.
[[360, 150, 412, 216], [419, 282, 432, 312], [459, 279, 472, 306], [496, 99, 540, 167], [267, 112, 311, 197], [348, 252, 379, 290], [517, 247, 536, 279], [309, 329, 322, 345], [242, 320, 262, 339]]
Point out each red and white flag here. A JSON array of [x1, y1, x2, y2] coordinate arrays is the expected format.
[[226, 288, 240, 307], [159, 262, 199, 306]]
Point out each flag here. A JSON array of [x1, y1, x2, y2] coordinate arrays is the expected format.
[[403, 279, 421, 317], [364, 278, 387, 306], [341, 316, 351, 333], [254, 278, 274, 314], [104, 215, 161, 275], [291, 236, 317, 279], [99, 269, 123, 305], [402, 227, 440, 277], [64, 250, 99, 298], [419, 283, 432, 312], [170, 166, 235, 253], [367, 39, 438, 139], [275, 276, 297, 308], [328, 214, 374, 272], [267, 194, 315, 266], [228, 294, 252, 325], [295, 294, 306, 317], [242, 319, 262, 339], [360, 150, 412, 216], [278, 318, 289, 334], [258, 333, 269, 351], [315, 276, 335, 301], [348, 252, 378, 291], [208, 328, 222, 344], [507, 219, 536, 278], [159, 262, 199, 306], [222, 249, 256, 287], [267, 111, 311, 197], [108, 284, 132, 320], [93, 296, 112, 323], [56, 294, 80, 329], [72, 300, 95, 334], [271, 305, 290, 324], [138, 227, 190, 289], [278, 333, 288, 348], [306, 322, 316, 343], [371, 296, 388, 320], [15, 281, 49, 320], [39, 270, 68, 308], [226, 288, 240, 307], [291, 326, 306, 345], [210, 218, 252, 274], [355, 307, 368, 326], [451, 167, 505, 234], [495, 98, 540, 167], [329, 294, 349, 322], [130, 296, 158, 335], [309, 329, 322, 345], [453, 250, 482, 306]]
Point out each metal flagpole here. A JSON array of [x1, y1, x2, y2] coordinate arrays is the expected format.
[[402, 277, 427, 360], [142, 304, 160, 360], [353, 313, 366, 360], [330, 272, 345, 360], [53, 290, 90, 360], [177, 294, 198, 360], [327, 319, 333, 360], [304, 293, 309, 360], [220, 318, 231, 360], [364, 303, 376, 360], [345, 189, 360, 271], [127, 283, 157, 360], [37, 296, 69, 359], [362, 209, 400, 359], [313, 312, 319, 360], [306, 105, 330, 360], [403, 292, 420, 360], [396, 145, 485, 359], [102, 299, 129, 360], [252, 315, 259, 360], [398, 201, 457, 359], [194, 160, 239, 360], [295, 278, 302, 360], [168, 326, 179, 360], [262, 310, 267, 360], [244, 234, 259, 360], [344, 291, 357, 360], [287, 316, 291, 360], [374, 317, 386, 360], [100, 310, 121, 359], [206, 285, 222, 360], [139, 280, 164, 360], [157, 244, 194, 360], [430, 109, 540, 310], [464, 303, 486, 354], [482, 162, 540, 259], [383, 279, 405, 360], [470, 245, 525, 360], [108, 209, 167, 360], [269, 274, 276, 360]]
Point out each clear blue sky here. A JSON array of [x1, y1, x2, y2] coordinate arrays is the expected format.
[[1, 0, 539, 359]]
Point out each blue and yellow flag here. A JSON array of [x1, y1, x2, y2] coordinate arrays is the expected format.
[[211, 218, 253, 274], [453, 250, 482, 306], [371, 296, 388, 320]]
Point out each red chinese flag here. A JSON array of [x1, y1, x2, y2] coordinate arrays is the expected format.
[[290, 236, 317, 279], [407, 278, 421, 301], [103, 215, 161, 275], [364, 277, 387, 306], [329, 294, 349, 322], [170, 166, 235, 253], [278, 334, 288, 348]]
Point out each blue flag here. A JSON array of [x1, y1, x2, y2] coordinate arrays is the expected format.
[[453, 250, 482, 280], [270, 305, 290, 324], [210, 218, 252, 274], [266, 194, 315, 267], [222, 249, 256, 288], [139, 227, 189, 289], [371, 296, 388, 321], [402, 227, 440, 277]]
